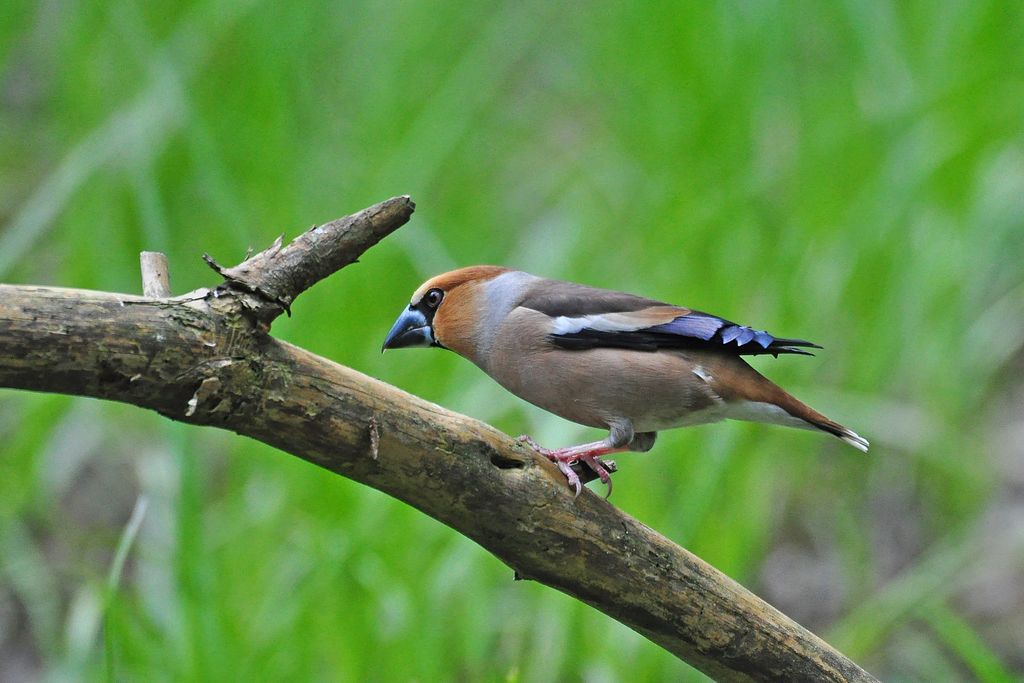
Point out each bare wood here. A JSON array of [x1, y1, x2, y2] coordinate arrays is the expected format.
[[203, 195, 415, 323], [140, 251, 171, 297], [0, 200, 877, 683]]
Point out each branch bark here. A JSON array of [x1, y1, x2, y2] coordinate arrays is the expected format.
[[0, 196, 877, 682]]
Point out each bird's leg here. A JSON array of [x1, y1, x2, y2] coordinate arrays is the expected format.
[[520, 439, 625, 498], [515, 436, 594, 496], [551, 442, 625, 498], [515, 422, 635, 499]]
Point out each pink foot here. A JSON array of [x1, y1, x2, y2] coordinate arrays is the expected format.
[[515, 435, 620, 499]]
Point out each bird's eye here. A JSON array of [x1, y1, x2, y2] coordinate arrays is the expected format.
[[424, 288, 444, 309]]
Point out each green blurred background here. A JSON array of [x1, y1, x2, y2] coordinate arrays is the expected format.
[[2, 1, 1023, 680]]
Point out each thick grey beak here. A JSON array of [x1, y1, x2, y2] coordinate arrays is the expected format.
[[382, 307, 434, 351]]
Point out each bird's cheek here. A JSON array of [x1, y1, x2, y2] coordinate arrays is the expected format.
[[431, 320, 475, 359]]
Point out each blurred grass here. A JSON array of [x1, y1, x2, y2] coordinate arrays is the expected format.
[[2, 0, 1023, 680]]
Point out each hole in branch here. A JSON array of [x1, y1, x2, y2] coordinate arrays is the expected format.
[[490, 453, 525, 470]]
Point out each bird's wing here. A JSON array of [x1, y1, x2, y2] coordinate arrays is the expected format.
[[519, 279, 821, 357]]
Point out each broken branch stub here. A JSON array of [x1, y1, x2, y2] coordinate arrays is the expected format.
[[140, 251, 171, 298]]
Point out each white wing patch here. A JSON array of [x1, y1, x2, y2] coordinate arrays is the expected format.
[[550, 313, 650, 335]]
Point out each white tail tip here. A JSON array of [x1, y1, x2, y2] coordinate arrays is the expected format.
[[840, 430, 870, 453]]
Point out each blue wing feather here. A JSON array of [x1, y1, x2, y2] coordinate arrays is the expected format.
[[646, 312, 723, 341], [551, 310, 821, 357]]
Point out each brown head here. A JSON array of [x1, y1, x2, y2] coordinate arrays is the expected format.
[[381, 266, 512, 359]]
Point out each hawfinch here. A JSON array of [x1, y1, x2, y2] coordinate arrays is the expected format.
[[383, 266, 868, 496]]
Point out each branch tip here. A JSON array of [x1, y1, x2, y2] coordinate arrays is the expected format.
[[200, 196, 415, 325]]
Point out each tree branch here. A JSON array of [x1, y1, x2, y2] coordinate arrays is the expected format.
[[0, 197, 877, 682], [203, 195, 416, 324]]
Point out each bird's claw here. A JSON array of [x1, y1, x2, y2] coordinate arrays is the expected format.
[[555, 459, 582, 497], [515, 435, 617, 499], [579, 454, 614, 499]]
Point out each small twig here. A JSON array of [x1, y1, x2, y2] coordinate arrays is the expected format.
[[140, 252, 171, 298]]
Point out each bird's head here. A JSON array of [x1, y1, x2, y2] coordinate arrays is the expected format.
[[382, 265, 512, 358]]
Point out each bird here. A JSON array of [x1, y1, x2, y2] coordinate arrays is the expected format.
[[382, 266, 868, 497]]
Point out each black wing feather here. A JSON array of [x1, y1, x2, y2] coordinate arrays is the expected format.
[[550, 309, 821, 357]]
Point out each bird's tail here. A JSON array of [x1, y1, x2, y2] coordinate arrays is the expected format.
[[768, 387, 869, 453], [727, 360, 870, 453], [795, 409, 870, 452]]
